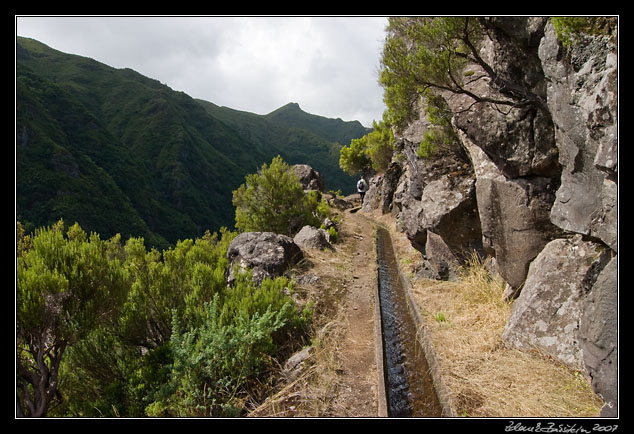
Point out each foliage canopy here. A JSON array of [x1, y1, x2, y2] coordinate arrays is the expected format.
[[17, 221, 129, 416]]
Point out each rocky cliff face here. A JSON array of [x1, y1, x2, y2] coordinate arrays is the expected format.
[[366, 18, 617, 416]]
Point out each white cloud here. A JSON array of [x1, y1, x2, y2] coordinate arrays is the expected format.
[[16, 16, 388, 127]]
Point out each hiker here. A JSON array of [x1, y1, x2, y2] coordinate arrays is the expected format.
[[356, 176, 368, 204]]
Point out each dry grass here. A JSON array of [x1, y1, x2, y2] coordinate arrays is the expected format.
[[247, 315, 347, 417], [412, 251, 603, 417], [369, 210, 603, 417]]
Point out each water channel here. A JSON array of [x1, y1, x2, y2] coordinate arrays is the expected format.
[[376, 226, 443, 417]]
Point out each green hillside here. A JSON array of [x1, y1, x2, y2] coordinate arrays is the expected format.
[[196, 100, 370, 195], [16, 37, 369, 247]]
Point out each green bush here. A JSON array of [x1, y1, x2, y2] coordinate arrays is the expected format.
[[18, 219, 309, 417], [232, 155, 329, 235], [17, 220, 129, 417], [161, 272, 309, 417], [552, 17, 616, 48], [417, 91, 459, 159], [339, 135, 372, 176], [327, 226, 338, 243], [339, 119, 394, 176]]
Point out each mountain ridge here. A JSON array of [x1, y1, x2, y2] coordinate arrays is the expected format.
[[16, 36, 370, 248]]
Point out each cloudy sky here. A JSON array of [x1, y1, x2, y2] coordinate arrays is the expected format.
[[16, 16, 389, 127]]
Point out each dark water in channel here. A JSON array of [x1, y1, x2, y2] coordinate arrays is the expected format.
[[376, 227, 443, 417]]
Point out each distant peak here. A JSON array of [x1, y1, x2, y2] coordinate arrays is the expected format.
[[265, 102, 306, 118], [279, 102, 302, 111]]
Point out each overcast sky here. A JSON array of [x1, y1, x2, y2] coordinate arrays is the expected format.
[[16, 16, 389, 127]]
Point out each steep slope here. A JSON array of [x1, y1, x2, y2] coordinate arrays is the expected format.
[[16, 37, 369, 246], [16, 66, 165, 245], [17, 37, 256, 247]]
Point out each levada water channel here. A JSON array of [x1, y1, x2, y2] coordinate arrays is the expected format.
[[376, 226, 442, 417]]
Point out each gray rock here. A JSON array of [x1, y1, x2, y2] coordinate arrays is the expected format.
[[448, 19, 560, 180], [293, 164, 325, 192], [283, 346, 314, 381], [539, 21, 618, 252], [388, 137, 482, 279], [361, 174, 383, 212], [502, 235, 610, 369], [579, 256, 618, 416], [453, 104, 560, 179], [424, 231, 459, 281], [293, 225, 332, 250], [420, 173, 482, 257], [380, 163, 402, 214], [324, 192, 354, 210], [226, 232, 303, 285], [379, 17, 618, 416], [460, 129, 561, 289], [476, 176, 561, 290]]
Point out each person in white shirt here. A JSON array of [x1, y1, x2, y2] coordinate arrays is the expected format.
[[356, 176, 368, 204]]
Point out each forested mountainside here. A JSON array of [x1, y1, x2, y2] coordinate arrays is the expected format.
[[16, 36, 369, 248]]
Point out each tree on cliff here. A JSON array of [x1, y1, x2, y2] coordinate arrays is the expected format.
[[379, 17, 547, 129], [339, 118, 394, 176]]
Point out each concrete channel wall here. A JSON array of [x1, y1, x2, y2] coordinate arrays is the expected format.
[[372, 222, 457, 418]]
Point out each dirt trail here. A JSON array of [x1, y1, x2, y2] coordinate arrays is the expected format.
[[327, 208, 380, 416], [249, 205, 382, 417]]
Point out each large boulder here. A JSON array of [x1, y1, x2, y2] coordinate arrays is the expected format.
[[293, 164, 325, 192], [579, 256, 618, 417], [442, 18, 563, 292], [226, 232, 303, 285], [456, 118, 562, 291], [360, 174, 383, 213], [449, 19, 560, 180], [293, 225, 332, 250], [388, 138, 483, 277], [538, 21, 618, 252], [501, 235, 611, 369], [419, 173, 482, 255]]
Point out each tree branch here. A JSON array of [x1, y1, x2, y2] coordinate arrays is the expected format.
[[459, 17, 547, 110]]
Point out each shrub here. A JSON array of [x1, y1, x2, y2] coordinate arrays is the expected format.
[[232, 155, 328, 236], [16, 220, 129, 417], [327, 226, 338, 243], [163, 273, 309, 417], [339, 136, 372, 176], [552, 17, 617, 48], [339, 119, 394, 175]]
